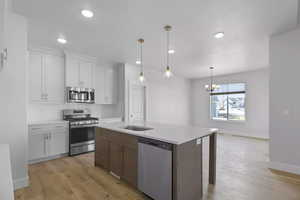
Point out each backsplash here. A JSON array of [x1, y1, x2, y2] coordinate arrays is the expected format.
[[28, 103, 122, 122]]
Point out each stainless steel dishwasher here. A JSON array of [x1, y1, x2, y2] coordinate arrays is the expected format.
[[138, 137, 172, 200]]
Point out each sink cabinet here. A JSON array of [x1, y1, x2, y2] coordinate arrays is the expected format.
[[95, 128, 138, 187]]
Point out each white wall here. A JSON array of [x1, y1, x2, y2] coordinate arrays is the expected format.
[[269, 27, 300, 174], [190, 69, 269, 139], [0, 12, 28, 189], [123, 64, 191, 125]]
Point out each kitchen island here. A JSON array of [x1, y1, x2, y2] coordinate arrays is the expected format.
[[95, 121, 218, 200]]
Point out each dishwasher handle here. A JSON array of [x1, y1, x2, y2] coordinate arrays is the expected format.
[[138, 137, 172, 151]]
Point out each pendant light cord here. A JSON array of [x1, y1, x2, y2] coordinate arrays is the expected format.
[[167, 30, 170, 67], [141, 40, 143, 73]]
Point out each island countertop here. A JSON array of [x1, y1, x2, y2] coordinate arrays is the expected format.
[[97, 121, 218, 145]]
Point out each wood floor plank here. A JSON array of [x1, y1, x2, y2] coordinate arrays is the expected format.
[[15, 135, 300, 200]]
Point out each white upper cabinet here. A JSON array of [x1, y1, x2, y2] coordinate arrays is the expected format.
[[65, 58, 80, 87], [79, 61, 94, 88], [0, 0, 8, 69], [44, 54, 65, 103], [65, 52, 95, 89], [28, 49, 65, 104], [0, 0, 5, 52], [95, 66, 118, 104], [29, 52, 44, 102]]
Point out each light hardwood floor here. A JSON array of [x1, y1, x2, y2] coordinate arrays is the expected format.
[[15, 134, 300, 200]]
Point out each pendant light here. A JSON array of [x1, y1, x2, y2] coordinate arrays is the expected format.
[[205, 67, 219, 93], [137, 38, 145, 82], [164, 25, 173, 78]]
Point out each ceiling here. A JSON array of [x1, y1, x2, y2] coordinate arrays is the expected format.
[[13, 0, 298, 78]]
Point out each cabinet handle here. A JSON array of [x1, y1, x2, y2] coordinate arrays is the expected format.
[[1, 48, 7, 69], [55, 126, 65, 128]]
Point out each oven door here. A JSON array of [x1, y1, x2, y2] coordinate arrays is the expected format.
[[69, 127, 95, 155]]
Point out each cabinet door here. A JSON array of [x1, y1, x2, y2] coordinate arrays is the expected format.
[[29, 132, 47, 161], [109, 142, 123, 177], [29, 52, 44, 102], [104, 67, 117, 104], [122, 147, 138, 187], [79, 61, 93, 88], [0, 0, 5, 54], [48, 128, 69, 156], [65, 58, 80, 87], [95, 66, 118, 104], [95, 66, 105, 104], [44, 55, 65, 103], [95, 135, 110, 170]]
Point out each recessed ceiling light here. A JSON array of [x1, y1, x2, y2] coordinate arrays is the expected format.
[[168, 49, 175, 54], [136, 60, 141, 65], [57, 37, 67, 44], [81, 9, 94, 18], [214, 32, 224, 39]]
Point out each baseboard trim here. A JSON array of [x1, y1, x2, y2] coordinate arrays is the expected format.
[[29, 153, 68, 164], [220, 131, 269, 140], [269, 161, 300, 175], [13, 176, 29, 190]]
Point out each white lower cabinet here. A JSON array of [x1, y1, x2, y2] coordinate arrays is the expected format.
[[48, 128, 69, 157], [28, 123, 69, 163], [28, 131, 48, 161]]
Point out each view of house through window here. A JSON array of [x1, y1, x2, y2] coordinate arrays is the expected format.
[[210, 83, 246, 121]]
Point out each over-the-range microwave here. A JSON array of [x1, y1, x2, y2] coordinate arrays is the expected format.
[[66, 87, 95, 104]]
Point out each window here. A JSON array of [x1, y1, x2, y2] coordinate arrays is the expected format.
[[210, 83, 246, 121]]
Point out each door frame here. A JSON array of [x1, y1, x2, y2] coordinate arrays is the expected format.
[[126, 80, 147, 122]]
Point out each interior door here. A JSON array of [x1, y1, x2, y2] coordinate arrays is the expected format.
[[28, 52, 43, 102], [129, 84, 146, 121], [44, 54, 64, 103]]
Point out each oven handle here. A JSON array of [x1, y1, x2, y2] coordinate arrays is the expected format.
[[70, 124, 98, 129]]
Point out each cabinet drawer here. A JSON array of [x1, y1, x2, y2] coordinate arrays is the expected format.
[[29, 126, 48, 135]]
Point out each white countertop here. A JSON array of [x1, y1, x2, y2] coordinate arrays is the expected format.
[[0, 144, 14, 200], [28, 120, 68, 126], [98, 121, 218, 145]]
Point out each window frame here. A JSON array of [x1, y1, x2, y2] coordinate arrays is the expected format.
[[209, 83, 247, 122]]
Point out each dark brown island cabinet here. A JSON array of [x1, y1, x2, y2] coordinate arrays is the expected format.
[[95, 127, 217, 200]]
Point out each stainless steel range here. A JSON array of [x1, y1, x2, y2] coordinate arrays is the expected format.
[[63, 109, 99, 156]]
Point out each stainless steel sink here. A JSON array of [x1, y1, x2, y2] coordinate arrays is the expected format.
[[122, 125, 153, 131]]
